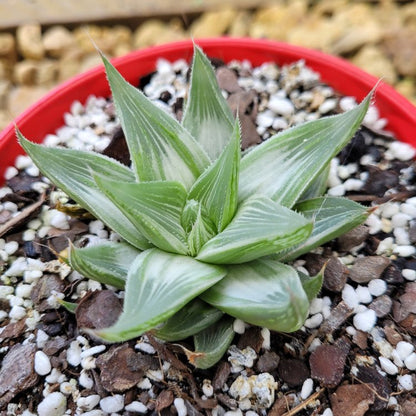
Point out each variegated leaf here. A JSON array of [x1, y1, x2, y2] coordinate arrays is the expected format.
[[94, 176, 188, 255], [19, 133, 150, 250], [102, 54, 210, 188], [196, 195, 312, 264], [276, 196, 369, 261], [93, 248, 227, 342], [238, 92, 372, 207], [182, 45, 234, 161], [188, 120, 241, 232], [185, 316, 235, 369], [201, 259, 309, 332], [154, 298, 223, 342], [68, 242, 140, 289]]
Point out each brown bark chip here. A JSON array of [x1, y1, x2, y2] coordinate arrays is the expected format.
[[212, 361, 231, 391], [255, 351, 280, 373], [268, 394, 295, 416], [349, 256, 390, 283], [310, 343, 349, 388], [336, 224, 369, 252], [319, 301, 354, 336], [0, 344, 38, 409], [96, 344, 150, 393], [330, 384, 375, 416], [237, 326, 264, 353], [369, 294, 393, 318], [75, 290, 122, 330], [277, 358, 309, 388], [155, 389, 174, 412]]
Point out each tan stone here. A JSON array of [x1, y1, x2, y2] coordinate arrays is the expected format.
[[133, 19, 185, 49], [190, 8, 237, 38], [351, 45, 397, 85], [383, 29, 416, 77], [395, 78, 416, 102], [36, 59, 59, 86], [57, 49, 83, 82], [287, 18, 341, 51], [229, 11, 252, 37], [250, 1, 308, 41], [13, 60, 38, 85], [329, 4, 383, 55], [43, 25, 76, 58], [0, 80, 11, 110], [0, 33, 16, 61], [16, 23, 45, 60], [80, 53, 103, 73], [8, 85, 49, 118], [73, 25, 103, 54], [330, 20, 382, 55], [0, 59, 12, 81], [0, 109, 11, 131]]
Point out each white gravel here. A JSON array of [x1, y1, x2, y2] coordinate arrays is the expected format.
[[34, 350, 52, 376], [37, 392, 67, 416]]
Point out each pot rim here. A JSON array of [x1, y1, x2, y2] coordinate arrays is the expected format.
[[1, 37, 415, 181]]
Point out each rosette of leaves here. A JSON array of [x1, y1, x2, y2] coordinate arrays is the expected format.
[[19, 45, 371, 369]]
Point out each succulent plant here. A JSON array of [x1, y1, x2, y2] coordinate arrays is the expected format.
[[19, 45, 371, 369]]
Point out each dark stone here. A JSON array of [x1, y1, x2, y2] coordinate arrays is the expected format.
[[256, 351, 280, 373], [277, 358, 309, 388]]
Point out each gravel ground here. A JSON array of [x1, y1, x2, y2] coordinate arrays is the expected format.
[[0, 57, 416, 416]]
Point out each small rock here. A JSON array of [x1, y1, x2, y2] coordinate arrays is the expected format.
[[212, 361, 231, 391], [310, 343, 349, 387], [330, 383, 375, 416], [100, 394, 125, 413], [369, 295, 393, 318], [96, 344, 150, 392], [155, 389, 174, 412], [0, 344, 38, 408], [349, 256, 390, 283], [356, 366, 391, 412], [16, 24, 45, 60], [277, 358, 309, 388], [75, 290, 122, 330], [13, 60, 37, 85], [256, 351, 280, 373], [337, 225, 369, 252], [37, 392, 67, 416], [190, 9, 236, 38], [216, 66, 242, 93], [42, 26, 76, 58]]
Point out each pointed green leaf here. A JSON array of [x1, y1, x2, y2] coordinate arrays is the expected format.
[[238, 92, 372, 207], [188, 120, 240, 232], [102, 55, 210, 188], [94, 176, 188, 255], [19, 133, 150, 250], [186, 316, 235, 369], [201, 259, 309, 332], [277, 196, 369, 261], [187, 203, 216, 257], [93, 248, 227, 342], [196, 195, 312, 264], [299, 164, 330, 201], [57, 299, 77, 314], [154, 299, 223, 342], [69, 242, 140, 289], [299, 269, 324, 302], [182, 45, 234, 161]]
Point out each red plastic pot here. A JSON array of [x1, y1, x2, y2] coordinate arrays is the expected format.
[[1, 37, 416, 182]]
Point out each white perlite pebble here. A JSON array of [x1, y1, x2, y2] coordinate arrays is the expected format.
[[233, 319, 246, 334], [174, 398, 187, 416], [100, 395, 124, 413], [37, 392, 67, 416], [404, 352, 416, 371], [322, 409, 333, 416], [394, 245, 416, 257], [67, 341, 82, 367], [80, 345, 106, 358], [125, 401, 148, 413], [79, 370, 94, 389], [391, 213, 411, 228], [9, 305, 26, 320], [48, 210, 70, 230], [355, 286, 372, 304], [35, 350, 52, 375], [300, 378, 314, 400], [304, 313, 323, 329], [368, 279, 387, 297], [4, 241, 19, 255], [4, 166, 18, 180], [353, 308, 377, 332], [402, 269, 416, 281], [366, 214, 382, 234], [309, 298, 323, 315], [268, 96, 295, 116], [386, 141, 416, 161], [342, 284, 359, 310], [77, 395, 101, 411], [395, 341, 414, 360], [398, 374, 414, 391], [379, 357, 398, 375]]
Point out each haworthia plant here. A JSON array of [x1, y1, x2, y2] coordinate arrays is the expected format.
[[19, 44, 372, 368]]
